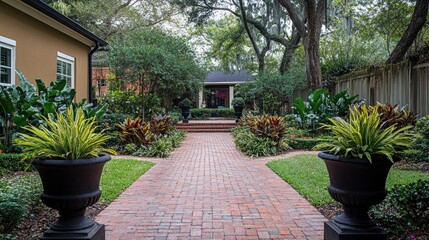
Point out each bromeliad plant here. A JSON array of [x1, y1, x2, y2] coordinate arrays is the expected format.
[[242, 115, 287, 145], [14, 106, 116, 160], [316, 105, 415, 163], [116, 117, 155, 146], [150, 115, 173, 135]]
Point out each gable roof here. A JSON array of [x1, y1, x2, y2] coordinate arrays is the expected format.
[[205, 70, 253, 84], [3, 0, 107, 47]]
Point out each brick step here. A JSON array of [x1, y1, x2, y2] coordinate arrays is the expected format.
[[180, 128, 232, 132], [176, 123, 237, 126], [177, 125, 236, 129]]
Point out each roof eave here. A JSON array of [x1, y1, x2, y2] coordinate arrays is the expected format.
[[20, 0, 107, 47]]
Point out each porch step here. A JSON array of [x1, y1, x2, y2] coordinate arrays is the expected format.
[[176, 120, 237, 132]]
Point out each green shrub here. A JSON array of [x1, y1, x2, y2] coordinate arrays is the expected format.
[[124, 144, 138, 155], [232, 126, 289, 157], [370, 180, 429, 238], [0, 175, 43, 233], [407, 116, 429, 162], [133, 130, 185, 158], [190, 108, 211, 119], [0, 234, 17, 240], [168, 111, 181, 124], [0, 154, 33, 172], [289, 138, 325, 150], [140, 137, 173, 158], [216, 108, 235, 118]]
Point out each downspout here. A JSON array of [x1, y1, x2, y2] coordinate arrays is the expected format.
[[88, 42, 99, 104]]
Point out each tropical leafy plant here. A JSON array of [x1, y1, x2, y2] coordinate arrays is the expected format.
[[150, 115, 173, 135], [315, 105, 415, 163], [242, 115, 287, 145], [372, 103, 417, 129], [0, 72, 107, 152], [14, 106, 116, 160], [116, 117, 155, 146], [293, 88, 360, 129]]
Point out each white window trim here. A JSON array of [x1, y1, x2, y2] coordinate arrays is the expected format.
[[57, 51, 75, 89], [0, 36, 16, 87]]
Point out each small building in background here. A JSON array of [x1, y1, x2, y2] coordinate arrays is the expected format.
[[199, 70, 252, 109]]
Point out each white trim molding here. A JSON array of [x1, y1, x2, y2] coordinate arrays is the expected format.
[[0, 35, 16, 86]]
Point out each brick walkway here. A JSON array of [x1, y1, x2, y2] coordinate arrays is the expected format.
[[96, 133, 326, 239]]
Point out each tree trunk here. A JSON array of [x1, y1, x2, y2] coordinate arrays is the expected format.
[[279, 29, 301, 74], [387, 0, 429, 64], [304, 35, 322, 90], [257, 55, 265, 73]]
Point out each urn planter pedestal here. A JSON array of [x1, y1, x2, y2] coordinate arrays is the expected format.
[[233, 106, 243, 123], [34, 154, 111, 240], [181, 106, 190, 123], [318, 151, 393, 240]]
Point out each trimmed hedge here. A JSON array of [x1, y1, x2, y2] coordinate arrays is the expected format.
[[0, 154, 33, 172], [217, 108, 235, 118], [289, 138, 325, 150], [190, 108, 211, 119]]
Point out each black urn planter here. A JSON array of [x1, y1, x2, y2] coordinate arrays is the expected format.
[[318, 151, 393, 240], [233, 106, 243, 123], [34, 154, 111, 240], [181, 106, 190, 123]]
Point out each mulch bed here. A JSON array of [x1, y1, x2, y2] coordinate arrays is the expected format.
[[12, 202, 109, 239]]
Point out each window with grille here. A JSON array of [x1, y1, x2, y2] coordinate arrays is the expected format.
[[0, 36, 16, 87], [56, 52, 74, 88]]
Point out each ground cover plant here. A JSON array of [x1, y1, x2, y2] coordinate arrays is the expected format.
[[0, 158, 153, 239], [267, 154, 429, 239]]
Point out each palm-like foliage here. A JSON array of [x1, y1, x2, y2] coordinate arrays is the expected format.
[[14, 106, 116, 160], [316, 105, 415, 163]]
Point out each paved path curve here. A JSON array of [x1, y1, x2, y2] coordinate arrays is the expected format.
[[96, 133, 326, 239]]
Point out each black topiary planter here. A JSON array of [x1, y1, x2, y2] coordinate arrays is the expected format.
[[34, 154, 111, 240], [181, 106, 190, 123], [233, 106, 243, 123], [318, 151, 393, 240]]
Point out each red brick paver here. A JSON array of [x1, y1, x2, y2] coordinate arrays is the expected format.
[[96, 133, 326, 239]]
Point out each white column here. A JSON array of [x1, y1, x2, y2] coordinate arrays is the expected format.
[[198, 90, 203, 109], [229, 85, 234, 108]]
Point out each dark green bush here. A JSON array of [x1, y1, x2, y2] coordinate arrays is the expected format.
[[0, 154, 33, 172], [190, 108, 211, 119], [0, 175, 43, 233], [370, 180, 429, 239], [289, 138, 325, 150], [216, 108, 235, 118], [406, 116, 429, 162]]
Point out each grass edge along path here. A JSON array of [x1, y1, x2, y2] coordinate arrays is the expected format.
[[100, 158, 154, 202], [266, 154, 429, 206]]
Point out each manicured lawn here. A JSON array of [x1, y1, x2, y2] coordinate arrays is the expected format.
[[267, 154, 429, 206], [100, 158, 154, 202]]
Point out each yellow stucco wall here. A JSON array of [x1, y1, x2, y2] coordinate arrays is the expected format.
[[0, 2, 90, 101]]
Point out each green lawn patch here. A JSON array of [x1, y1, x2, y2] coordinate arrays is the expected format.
[[267, 154, 429, 206], [100, 158, 154, 202]]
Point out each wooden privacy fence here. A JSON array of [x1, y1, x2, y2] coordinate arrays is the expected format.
[[334, 61, 429, 117]]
